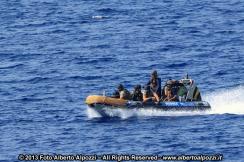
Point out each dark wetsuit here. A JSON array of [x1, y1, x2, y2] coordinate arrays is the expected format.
[[131, 91, 143, 101]]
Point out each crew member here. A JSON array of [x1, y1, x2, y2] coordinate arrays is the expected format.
[[131, 85, 143, 101], [145, 70, 161, 103], [117, 84, 131, 100]]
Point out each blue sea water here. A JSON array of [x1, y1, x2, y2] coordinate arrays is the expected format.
[[0, 0, 244, 161]]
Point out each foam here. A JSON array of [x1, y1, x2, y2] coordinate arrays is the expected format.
[[204, 85, 244, 115]]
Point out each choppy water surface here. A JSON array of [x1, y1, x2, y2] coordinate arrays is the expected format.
[[0, 0, 244, 161]]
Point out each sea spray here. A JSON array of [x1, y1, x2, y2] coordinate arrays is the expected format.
[[204, 85, 244, 115], [87, 107, 102, 118]]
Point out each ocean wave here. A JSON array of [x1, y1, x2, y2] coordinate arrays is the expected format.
[[0, 63, 24, 69], [96, 8, 117, 13], [76, 57, 116, 64], [67, 75, 101, 81], [166, 63, 188, 68]]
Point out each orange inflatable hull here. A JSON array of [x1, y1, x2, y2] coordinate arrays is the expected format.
[[85, 95, 127, 107]]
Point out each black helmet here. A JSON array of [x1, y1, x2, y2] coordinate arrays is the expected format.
[[151, 70, 158, 78], [117, 84, 124, 91], [152, 70, 158, 76], [134, 84, 141, 90], [166, 80, 173, 85]]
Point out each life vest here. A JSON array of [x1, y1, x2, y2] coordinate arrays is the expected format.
[[131, 91, 143, 101]]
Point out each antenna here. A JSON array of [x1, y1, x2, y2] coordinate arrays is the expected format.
[[185, 73, 189, 79]]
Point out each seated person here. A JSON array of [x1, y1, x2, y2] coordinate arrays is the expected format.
[[144, 70, 161, 102], [162, 79, 180, 101], [177, 84, 188, 101], [142, 84, 160, 103], [163, 85, 178, 101], [131, 85, 143, 101], [117, 84, 131, 100], [149, 79, 160, 102]]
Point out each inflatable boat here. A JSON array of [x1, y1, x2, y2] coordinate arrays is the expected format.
[[85, 77, 211, 116]]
